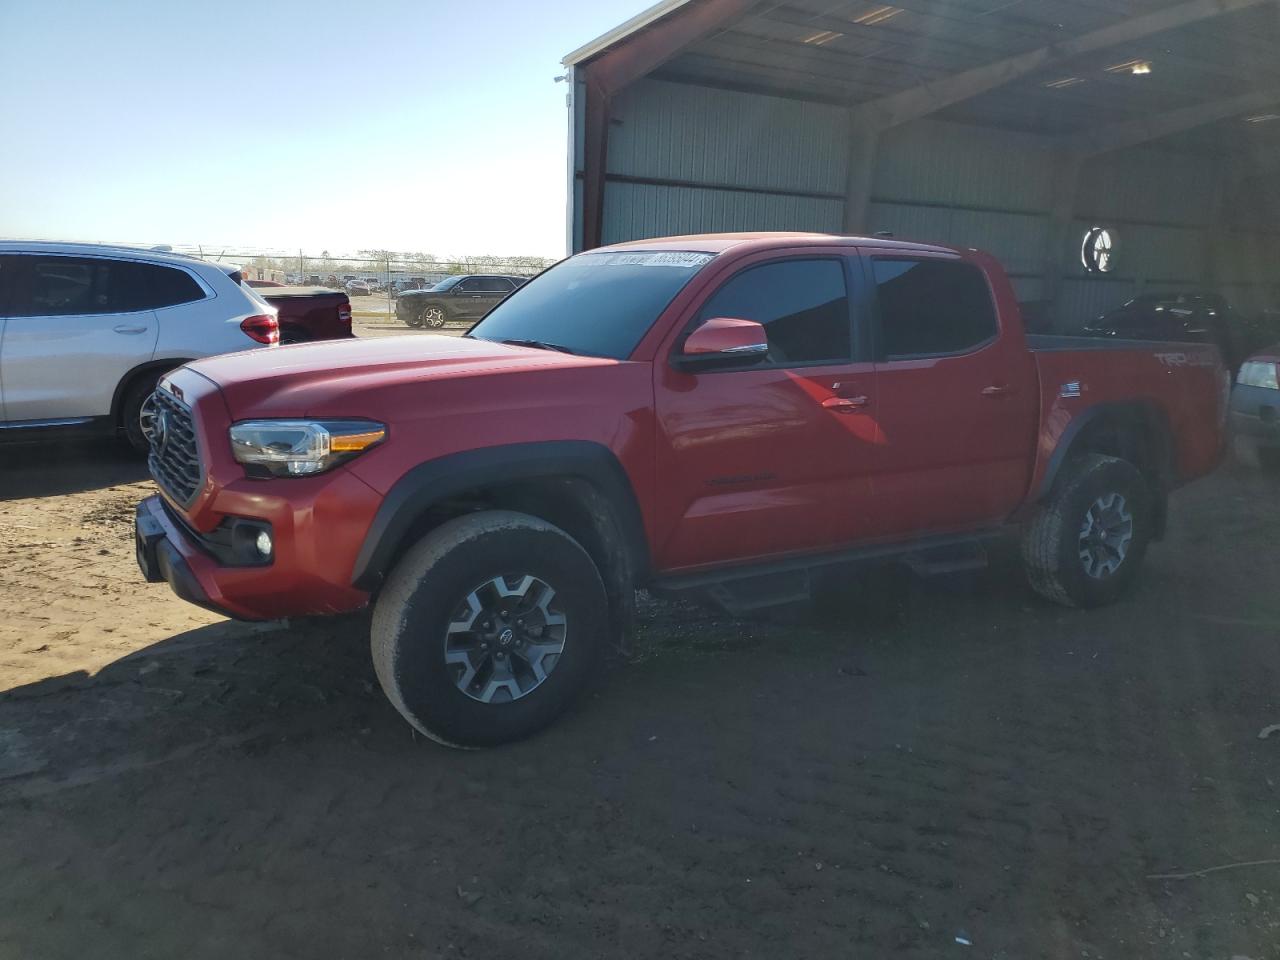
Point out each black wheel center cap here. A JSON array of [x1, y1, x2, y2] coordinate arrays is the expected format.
[[498, 628, 515, 647]]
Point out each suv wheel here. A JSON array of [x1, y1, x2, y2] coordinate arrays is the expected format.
[[371, 511, 608, 747], [1022, 454, 1152, 608], [420, 305, 446, 328], [121, 372, 163, 455]]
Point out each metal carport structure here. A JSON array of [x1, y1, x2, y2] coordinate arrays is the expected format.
[[563, 0, 1280, 328]]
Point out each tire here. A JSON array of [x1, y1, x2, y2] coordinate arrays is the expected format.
[[403, 310, 424, 329], [420, 304, 446, 328], [120, 371, 164, 455], [371, 510, 608, 748], [1022, 454, 1152, 608]]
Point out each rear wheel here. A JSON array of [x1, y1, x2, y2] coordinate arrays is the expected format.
[[420, 305, 446, 328], [1022, 454, 1152, 608], [371, 511, 608, 747], [120, 372, 164, 455]]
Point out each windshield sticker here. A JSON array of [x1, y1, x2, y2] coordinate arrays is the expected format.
[[589, 251, 715, 269]]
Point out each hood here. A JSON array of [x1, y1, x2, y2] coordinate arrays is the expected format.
[[188, 334, 620, 418]]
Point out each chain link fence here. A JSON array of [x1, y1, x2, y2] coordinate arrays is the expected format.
[[167, 246, 557, 321]]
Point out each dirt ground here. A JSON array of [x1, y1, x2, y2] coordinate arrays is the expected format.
[[3, 442, 1280, 960]]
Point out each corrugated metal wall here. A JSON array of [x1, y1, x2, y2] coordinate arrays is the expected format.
[[596, 78, 1264, 331], [602, 80, 847, 244]]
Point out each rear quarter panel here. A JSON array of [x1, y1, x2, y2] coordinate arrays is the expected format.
[[1028, 339, 1227, 496], [153, 272, 272, 361]]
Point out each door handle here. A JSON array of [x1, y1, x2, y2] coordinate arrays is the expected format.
[[113, 325, 149, 335], [822, 395, 870, 413], [981, 384, 1012, 398]]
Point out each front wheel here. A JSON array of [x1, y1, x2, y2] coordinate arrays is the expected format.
[[420, 305, 446, 328], [1022, 454, 1152, 608], [371, 511, 608, 747]]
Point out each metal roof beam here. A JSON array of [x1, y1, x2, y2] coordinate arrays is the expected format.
[[1075, 88, 1280, 156], [581, 0, 764, 96], [849, 0, 1274, 129]]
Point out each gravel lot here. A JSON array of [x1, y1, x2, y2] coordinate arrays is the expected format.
[[3, 426, 1280, 957]]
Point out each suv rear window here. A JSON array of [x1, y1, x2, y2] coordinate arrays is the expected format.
[[872, 258, 998, 360]]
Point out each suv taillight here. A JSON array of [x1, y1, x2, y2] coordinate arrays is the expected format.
[[240, 314, 280, 345], [338, 304, 352, 325]]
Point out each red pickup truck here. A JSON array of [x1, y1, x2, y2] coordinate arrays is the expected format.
[[135, 233, 1227, 746], [256, 286, 353, 343]]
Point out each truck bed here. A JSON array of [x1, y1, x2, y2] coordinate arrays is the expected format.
[[1025, 333, 1226, 497]]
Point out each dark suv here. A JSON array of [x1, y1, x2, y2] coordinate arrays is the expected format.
[[1082, 291, 1259, 373], [396, 275, 526, 328]]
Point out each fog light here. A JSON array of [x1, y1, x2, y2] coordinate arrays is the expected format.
[[255, 530, 273, 557]]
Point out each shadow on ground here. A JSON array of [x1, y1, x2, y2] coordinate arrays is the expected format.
[[4, 481, 1280, 959], [0, 438, 148, 500]]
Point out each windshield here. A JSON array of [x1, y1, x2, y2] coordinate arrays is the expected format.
[[468, 250, 715, 358], [430, 276, 462, 292]]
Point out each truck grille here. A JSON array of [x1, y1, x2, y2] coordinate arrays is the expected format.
[[146, 388, 203, 507]]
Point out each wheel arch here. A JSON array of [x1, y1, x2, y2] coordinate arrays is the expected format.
[[351, 441, 651, 637], [111, 359, 193, 427], [1037, 401, 1175, 537]]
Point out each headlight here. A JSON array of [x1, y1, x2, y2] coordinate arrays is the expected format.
[[229, 420, 386, 477]]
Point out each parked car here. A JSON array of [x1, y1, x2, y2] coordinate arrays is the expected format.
[[256, 287, 353, 343], [1230, 346, 1280, 465], [136, 232, 1226, 747], [395, 274, 525, 328], [345, 280, 374, 297], [0, 241, 278, 452], [246, 278, 285, 288], [1083, 291, 1256, 373]]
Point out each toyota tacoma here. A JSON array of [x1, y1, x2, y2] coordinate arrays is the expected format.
[[135, 233, 1228, 746]]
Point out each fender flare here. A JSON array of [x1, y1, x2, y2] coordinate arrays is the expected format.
[[350, 440, 650, 592], [1037, 401, 1175, 499]]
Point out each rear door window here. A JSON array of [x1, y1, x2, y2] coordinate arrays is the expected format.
[[871, 258, 998, 360], [695, 258, 851, 366]]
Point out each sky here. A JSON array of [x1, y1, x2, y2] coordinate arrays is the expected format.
[[0, 0, 651, 258]]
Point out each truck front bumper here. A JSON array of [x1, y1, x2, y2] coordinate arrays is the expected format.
[[135, 498, 225, 615], [135, 493, 373, 621]]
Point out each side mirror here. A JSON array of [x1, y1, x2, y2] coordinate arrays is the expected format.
[[674, 318, 768, 370]]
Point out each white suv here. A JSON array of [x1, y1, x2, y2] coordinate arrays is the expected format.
[[0, 242, 279, 451]]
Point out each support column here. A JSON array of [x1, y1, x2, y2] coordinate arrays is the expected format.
[[1041, 150, 1082, 331], [581, 78, 611, 252], [842, 121, 881, 235]]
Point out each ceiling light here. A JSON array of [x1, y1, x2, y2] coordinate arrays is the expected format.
[[852, 5, 904, 26], [1106, 58, 1153, 75], [802, 29, 843, 45], [1245, 113, 1280, 123], [1045, 77, 1086, 89]]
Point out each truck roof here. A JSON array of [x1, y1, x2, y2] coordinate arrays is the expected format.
[[597, 231, 963, 257]]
